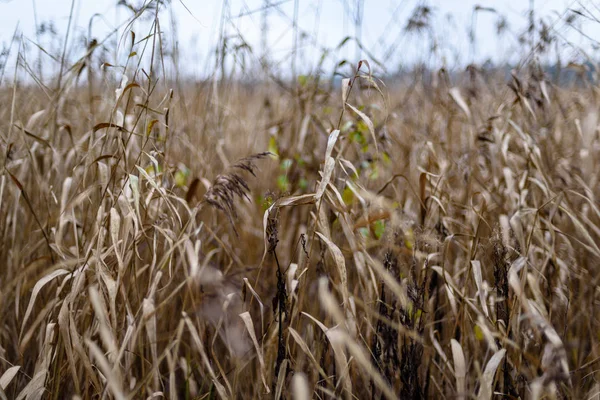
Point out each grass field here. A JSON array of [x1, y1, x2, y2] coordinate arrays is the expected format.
[[1, 1, 600, 399]]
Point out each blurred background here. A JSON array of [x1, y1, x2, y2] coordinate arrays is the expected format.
[[1, 0, 599, 82]]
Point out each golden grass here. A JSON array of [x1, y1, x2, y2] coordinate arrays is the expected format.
[[1, 3, 600, 399]]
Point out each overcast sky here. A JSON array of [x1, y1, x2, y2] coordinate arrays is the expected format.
[[0, 0, 598, 79]]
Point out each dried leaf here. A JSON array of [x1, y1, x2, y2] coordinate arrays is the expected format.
[[288, 328, 327, 379], [0, 366, 20, 390], [182, 313, 229, 399], [341, 78, 351, 105], [20, 269, 69, 339], [291, 372, 310, 400], [93, 122, 125, 132], [346, 103, 378, 152], [477, 349, 506, 400], [316, 232, 348, 306], [451, 339, 467, 399], [86, 339, 126, 400], [315, 157, 335, 200], [325, 129, 340, 160], [471, 260, 489, 318], [449, 87, 472, 120]]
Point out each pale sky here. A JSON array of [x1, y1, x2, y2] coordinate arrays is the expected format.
[[0, 0, 597, 79]]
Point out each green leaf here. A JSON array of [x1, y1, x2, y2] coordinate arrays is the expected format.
[[382, 152, 391, 165], [268, 136, 279, 156], [474, 325, 485, 341], [277, 175, 290, 192], [357, 120, 369, 134], [298, 178, 308, 190], [145, 164, 162, 176], [260, 195, 274, 211], [175, 170, 188, 187], [369, 164, 379, 179], [280, 158, 293, 170], [350, 130, 366, 145], [342, 186, 354, 205], [415, 308, 423, 320], [373, 219, 385, 240], [404, 228, 414, 250]]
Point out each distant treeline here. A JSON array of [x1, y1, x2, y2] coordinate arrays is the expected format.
[[383, 61, 597, 87]]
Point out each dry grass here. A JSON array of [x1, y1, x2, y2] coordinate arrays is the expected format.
[[1, 2, 600, 399]]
